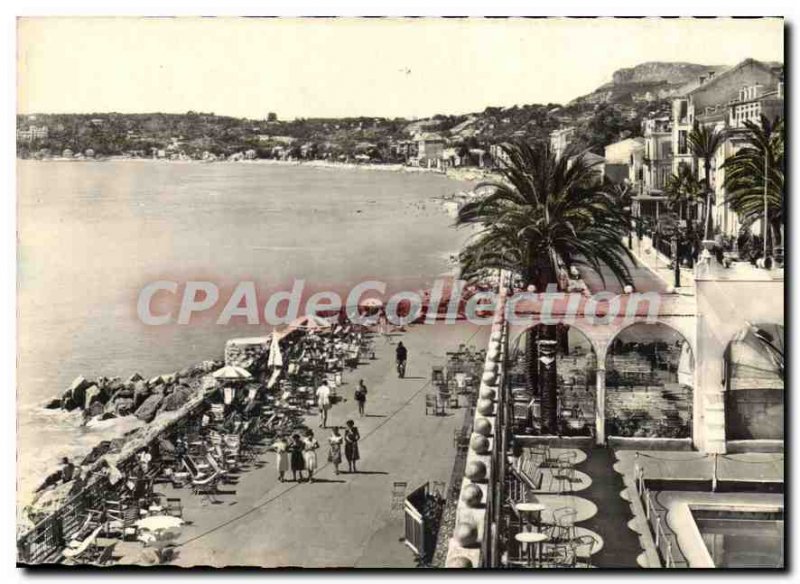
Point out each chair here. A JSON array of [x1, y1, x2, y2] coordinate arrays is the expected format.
[[165, 497, 183, 518], [571, 533, 600, 567], [62, 524, 105, 564], [191, 470, 222, 503], [547, 507, 577, 544], [548, 457, 576, 494], [453, 427, 470, 451], [425, 394, 442, 416]]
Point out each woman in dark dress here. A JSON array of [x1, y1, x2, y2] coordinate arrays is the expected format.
[[344, 419, 360, 473], [288, 433, 306, 482]]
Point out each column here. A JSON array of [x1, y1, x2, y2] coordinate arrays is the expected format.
[[595, 367, 606, 445]]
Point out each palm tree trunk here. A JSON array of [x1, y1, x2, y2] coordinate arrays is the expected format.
[[538, 253, 560, 435], [704, 159, 714, 240]]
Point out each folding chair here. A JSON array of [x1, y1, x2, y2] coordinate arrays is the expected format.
[[391, 481, 407, 511]]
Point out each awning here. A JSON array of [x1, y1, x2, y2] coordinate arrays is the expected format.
[[725, 323, 784, 391]]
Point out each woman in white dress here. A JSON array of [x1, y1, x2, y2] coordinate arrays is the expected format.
[[272, 435, 289, 482], [303, 429, 320, 483]]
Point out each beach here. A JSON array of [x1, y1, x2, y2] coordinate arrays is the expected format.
[[16, 159, 474, 509]]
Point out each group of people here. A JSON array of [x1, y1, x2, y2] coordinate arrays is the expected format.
[[272, 419, 361, 482]]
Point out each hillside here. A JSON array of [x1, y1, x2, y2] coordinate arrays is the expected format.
[[568, 61, 726, 107]]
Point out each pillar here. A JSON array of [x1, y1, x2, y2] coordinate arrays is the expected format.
[[595, 367, 606, 445]]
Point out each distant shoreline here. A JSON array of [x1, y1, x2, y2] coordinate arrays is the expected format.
[[18, 155, 496, 182]]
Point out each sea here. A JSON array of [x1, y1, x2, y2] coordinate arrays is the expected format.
[[17, 159, 472, 508]]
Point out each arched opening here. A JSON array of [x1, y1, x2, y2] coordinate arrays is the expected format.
[[604, 323, 694, 439], [508, 324, 597, 437], [723, 322, 784, 441]]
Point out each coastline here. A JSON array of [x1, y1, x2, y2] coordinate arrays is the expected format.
[[18, 155, 497, 183]]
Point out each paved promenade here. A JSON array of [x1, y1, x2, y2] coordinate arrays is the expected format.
[[166, 322, 489, 568]]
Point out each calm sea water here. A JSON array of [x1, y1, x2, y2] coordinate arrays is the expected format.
[[17, 160, 470, 504]]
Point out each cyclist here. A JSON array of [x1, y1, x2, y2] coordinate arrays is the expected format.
[[395, 341, 408, 378]]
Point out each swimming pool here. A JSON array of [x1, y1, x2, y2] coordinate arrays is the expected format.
[[693, 509, 784, 568]]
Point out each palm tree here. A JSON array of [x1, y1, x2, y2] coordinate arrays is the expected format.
[[687, 122, 726, 241], [457, 141, 635, 434], [664, 163, 703, 221], [722, 115, 785, 256]]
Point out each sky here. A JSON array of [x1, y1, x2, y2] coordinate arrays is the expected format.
[[17, 17, 784, 120]]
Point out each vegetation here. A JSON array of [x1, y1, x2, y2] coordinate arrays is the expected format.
[[723, 115, 785, 256], [456, 141, 635, 433], [687, 121, 726, 240]]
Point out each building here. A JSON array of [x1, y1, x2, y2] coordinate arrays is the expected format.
[[604, 137, 645, 185], [549, 126, 576, 159], [641, 116, 673, 193], [686, 59, 784, 237], [17, 125, 49, 142], [414, 133, 446, 167]]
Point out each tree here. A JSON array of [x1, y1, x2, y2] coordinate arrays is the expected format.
[[457, 141, 634, 434], [664, 162, 703, 221], [687, 122, 726, 241], [722, 115, 784, 256]]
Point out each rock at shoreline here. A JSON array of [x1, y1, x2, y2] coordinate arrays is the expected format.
[[84, 384, 102, 410], [44, 398, 61, 409], [127, 373, 144, 384], [134, 393, 164, 423], [160, 385, 193, 412], [64, 376, 91, 410], [132, 380, 150, 408]]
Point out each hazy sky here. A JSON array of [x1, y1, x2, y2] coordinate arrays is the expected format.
[[17, 17, 784, 120]]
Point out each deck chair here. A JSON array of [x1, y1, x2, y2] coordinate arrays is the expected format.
[[191, 470, 221, 503], [165, 497, 183, 519], [62, 524, 104, 562]]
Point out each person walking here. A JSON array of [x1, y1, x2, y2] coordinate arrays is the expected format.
[[303, 429, 320, 483], [316, 380, 332, 428], [344, 419, 361, 473], [272, 435, 289, 482], [395, 341, 408, 378], [327, 426, 343, 475], [354, 379, 368, 417], [288, 433, 306, 482]]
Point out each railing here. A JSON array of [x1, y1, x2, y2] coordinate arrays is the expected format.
[[635, 464, 679, 568]]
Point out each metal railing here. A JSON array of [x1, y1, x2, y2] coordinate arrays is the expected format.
[[635, 464, 679, 568]]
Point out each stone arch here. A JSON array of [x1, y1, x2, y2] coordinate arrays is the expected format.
[[508, 323, 598, 438], [723, 322, 784, 441], [603, 322, 695, 440]]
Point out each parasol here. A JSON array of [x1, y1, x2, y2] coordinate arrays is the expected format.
[[288, 314, 334, 332], [267, 330, 284, 368], [211, 365, 253, 381]]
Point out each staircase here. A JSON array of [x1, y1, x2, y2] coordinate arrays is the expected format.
[[703, 391, 727, 453]]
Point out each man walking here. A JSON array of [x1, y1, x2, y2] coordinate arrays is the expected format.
[[316, 380, 332, 428], [396, 341, 408, 378]]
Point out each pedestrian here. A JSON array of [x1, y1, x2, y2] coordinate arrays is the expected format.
[[344, 419, 361, 473], [272, 435, 289, 482], [327, 426, 343, 475], [395, 341, 408, 378], [288, 433, 306, 482], [60, 457, 75, 483], [303, 429, 320, 483], [316, 380, 332, 428], [355, 379, 368, 417]]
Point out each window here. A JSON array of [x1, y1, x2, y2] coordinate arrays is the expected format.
[[678, 130, 688, 155]]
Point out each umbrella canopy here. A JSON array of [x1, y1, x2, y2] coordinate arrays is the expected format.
[[211, 365, 253, 380], [359, 297, 384, 309], [136, 515, 184, 532], [288, 314, 334, 332]]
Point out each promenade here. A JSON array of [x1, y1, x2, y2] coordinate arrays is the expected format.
[[162, 322, 489, 568]]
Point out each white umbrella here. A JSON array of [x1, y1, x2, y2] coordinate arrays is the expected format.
[[288, 314, 334, 332], [211, 365, 252, 380], [359, 297, 383, 309], [267, 330, 284, 369]]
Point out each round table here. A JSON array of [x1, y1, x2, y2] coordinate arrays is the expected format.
[[515, 531, 549, 567], [515, 502, 546, 531]]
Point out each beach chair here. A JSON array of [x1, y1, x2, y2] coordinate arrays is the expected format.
[[191, 470, 221, 503], [62, 524, 105, 564], [165, 497, 183, 519]]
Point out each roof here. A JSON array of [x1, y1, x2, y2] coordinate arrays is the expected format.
[[688, 58, 783, 97]]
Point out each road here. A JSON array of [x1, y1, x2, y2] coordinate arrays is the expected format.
[[165, 322, 489, 568]]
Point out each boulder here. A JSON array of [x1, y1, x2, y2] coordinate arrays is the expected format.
[[87, 400, 104, 418], [44, 398, 61, 410], [68, 376, 91, 407], [114, 398, 135, 416], [127, 373, 144, 384], [60, 388, 77, 411], [84, 385, 102, 410], [132, 381, 150, 407], [134, 393, 163, 423], [160, 385, 194, 412]]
